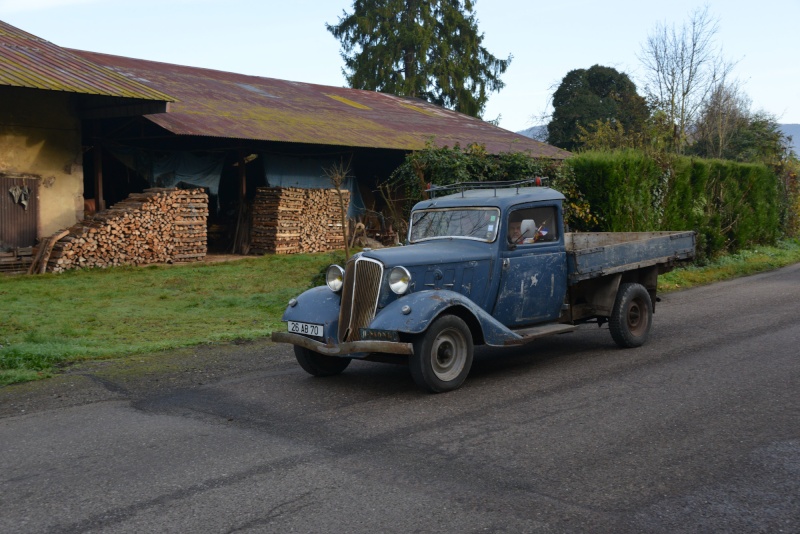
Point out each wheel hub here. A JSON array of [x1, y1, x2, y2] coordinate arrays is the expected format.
[[436, 342, 454, 368], [430, 328, 466, 381], [627, 299, 647, 335]]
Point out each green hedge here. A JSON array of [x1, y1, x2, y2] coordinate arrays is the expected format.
[[387, 143, 597, 230], [565, 150, 663, 232], [567, 151, 783, 261]]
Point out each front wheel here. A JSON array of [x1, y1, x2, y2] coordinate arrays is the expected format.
[[294, 345, 351, 376], [410, 315, 473, 393], [609, 283, 653, 348]]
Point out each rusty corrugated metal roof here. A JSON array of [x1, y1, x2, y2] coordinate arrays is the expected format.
[[72, 49, 570, 159], [0, 20, 173, 101]]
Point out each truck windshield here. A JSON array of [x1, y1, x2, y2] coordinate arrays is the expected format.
[[409, 208, 500, 243]]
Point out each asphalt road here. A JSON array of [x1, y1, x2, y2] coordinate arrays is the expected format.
[[1, 264, 799, 533]]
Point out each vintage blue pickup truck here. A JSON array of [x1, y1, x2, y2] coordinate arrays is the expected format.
[[271, 180, 695, 392]]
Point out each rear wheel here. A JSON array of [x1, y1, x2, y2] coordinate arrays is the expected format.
[[294, 345, 351, 376], [410, 315, 473, 393], [609, 283, 653, 348]]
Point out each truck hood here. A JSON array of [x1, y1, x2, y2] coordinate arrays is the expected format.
[[360, 240, 495, 309], [359, 239, 493, 268]]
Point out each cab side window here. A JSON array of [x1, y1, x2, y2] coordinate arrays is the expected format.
[[507, 206, 558, 245]]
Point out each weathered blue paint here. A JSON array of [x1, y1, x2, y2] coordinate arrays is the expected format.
[[360, 240, 494, 310], [271, 185, 696, 364], [412, 186, 566, 213], [277, 187, 571, 354], [280, 285, 341, 346], [490, 196, 568, 325], [368, 289, 522, 346], [493, 249, 568, 326]]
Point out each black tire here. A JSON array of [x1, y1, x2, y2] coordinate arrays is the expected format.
[[294, 345, 351, 376], [410, 315, 473, 393], [609, 283, 653, 348]]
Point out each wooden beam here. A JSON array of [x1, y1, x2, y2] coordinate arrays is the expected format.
[[93, 122, 106, 211], [239, 151, 247, 202], [231, 152, 248, 254]]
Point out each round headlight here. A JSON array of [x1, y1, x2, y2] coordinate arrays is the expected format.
[[326, 264, 345, 292], [388, 266, 411, 295]]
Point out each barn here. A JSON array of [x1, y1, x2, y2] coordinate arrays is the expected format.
[[0, 20, 569, 272]]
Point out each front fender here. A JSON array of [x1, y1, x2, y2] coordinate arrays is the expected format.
[[280, 285, 341, 345], [369, 289, 522, 346]]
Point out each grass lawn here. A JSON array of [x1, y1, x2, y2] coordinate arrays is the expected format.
[[2, 239, 798, 386], [0, 252, 338, 385], [657, 238, 800, 291]]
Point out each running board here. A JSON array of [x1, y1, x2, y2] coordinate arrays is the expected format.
[[505, 323, 577, 345]]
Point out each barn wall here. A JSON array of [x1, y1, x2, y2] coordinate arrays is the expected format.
[[0, 86, 84, 243]]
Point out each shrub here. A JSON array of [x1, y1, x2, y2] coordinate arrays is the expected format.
[[566, 150, 783, 261]]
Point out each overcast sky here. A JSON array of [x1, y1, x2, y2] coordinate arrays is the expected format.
[[1, 0, 797, 133]]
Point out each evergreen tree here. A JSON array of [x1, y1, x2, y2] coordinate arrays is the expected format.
[[326, 0, 511, 118], [547, 65, 649, 151]]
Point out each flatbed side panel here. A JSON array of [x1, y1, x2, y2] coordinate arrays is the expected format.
[[565, 231, 693, 250], [567, 231, 695, 282]]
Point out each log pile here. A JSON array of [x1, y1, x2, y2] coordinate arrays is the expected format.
[[250, 187, 350, 254], [170, 189, 209, 262], [47, 188, 208, 272]]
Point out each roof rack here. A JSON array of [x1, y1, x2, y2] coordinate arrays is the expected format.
[[427, 178, 548, 198]]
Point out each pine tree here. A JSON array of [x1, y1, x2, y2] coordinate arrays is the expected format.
[[326, 0, 511, 118]]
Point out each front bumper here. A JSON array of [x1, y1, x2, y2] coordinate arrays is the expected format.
[[271, 332, 414, 356]]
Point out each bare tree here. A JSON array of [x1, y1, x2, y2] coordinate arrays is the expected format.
[[323, 158, 353, 260], [639, 5, 734, 152], [691, 78, 750, 159]]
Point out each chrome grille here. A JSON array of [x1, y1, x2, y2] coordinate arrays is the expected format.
[[338, 257, 383, 342]]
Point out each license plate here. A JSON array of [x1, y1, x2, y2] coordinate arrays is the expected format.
[[288, 321, 323, 338]]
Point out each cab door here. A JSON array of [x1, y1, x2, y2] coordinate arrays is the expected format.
[[491, 204, 567, 327]]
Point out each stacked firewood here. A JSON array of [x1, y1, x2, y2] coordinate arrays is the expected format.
[[250, 186, 350, 254], [170, 189, 209, 262], [47, 188, 208, 272], [250, 187, 303, 254]]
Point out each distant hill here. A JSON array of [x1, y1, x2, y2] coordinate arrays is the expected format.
[[518, 123, 800, 154], [516, 125, 547, 141], [780, 124, 800, 154]]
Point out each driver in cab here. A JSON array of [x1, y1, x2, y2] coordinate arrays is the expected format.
[[508, 215, 547, 245]]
